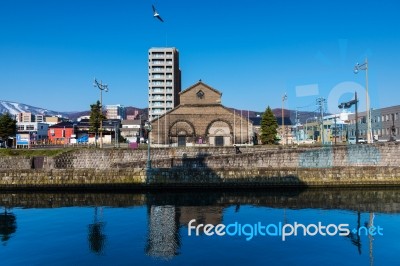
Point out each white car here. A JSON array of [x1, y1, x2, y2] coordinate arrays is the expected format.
[[348, 137, 367, 144], [294, 139, 315, 144]]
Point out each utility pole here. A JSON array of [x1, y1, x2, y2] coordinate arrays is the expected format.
[[295, 108, 300, 143], [355, 92, 359, 144], [240, 109, 243, 144], [233, 110, 236, 145], [334, 115, 337, 145], [282, 93, 288, 145], [316, 98, 326, 144]]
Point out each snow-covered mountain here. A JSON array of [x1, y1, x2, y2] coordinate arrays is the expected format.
[[0, 100, 67, 117], [0, 100, 147, 121]]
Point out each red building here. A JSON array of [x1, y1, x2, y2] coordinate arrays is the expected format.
[[48, 121, 75, 144]]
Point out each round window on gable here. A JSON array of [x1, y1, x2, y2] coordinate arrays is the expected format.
[[196, 90, 204, 99]]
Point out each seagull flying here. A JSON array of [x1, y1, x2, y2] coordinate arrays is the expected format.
[[152, 5, 164, 22]]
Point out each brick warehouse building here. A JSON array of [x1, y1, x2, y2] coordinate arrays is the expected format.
[[150, 81, 253, 146]]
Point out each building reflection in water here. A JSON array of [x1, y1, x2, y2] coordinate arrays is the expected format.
[[145, 205, 224, 260], [179, 206, 224, 231], [145, 205, 181, 260]]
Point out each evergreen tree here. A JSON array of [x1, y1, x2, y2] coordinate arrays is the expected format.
[[0, 113, 16, 143], [89, 101, 106, 147], [260, 106, 278, 144]]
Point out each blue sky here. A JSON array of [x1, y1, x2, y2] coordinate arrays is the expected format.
[[0, 0, 399, 113]]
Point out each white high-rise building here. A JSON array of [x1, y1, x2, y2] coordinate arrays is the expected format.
[[106, 104, 126, 120], [148, 47, 181, 121]]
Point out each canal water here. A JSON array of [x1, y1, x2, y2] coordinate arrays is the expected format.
[[0, 188, 399, 265]]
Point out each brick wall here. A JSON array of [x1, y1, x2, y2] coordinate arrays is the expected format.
[[150, 105, 252, 145]]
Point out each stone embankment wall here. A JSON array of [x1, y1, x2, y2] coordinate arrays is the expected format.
[[0, 169, 146, 188], [0, 165, 399, 188], [1, 143, 399, 170], [0, 143, 399, 188], [0, 156, 32, 169], [50, 147, 236, 169], [116, 143, 400, 169]]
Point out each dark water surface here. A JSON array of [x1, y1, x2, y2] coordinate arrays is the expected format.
[[0, 188, 399, 266]]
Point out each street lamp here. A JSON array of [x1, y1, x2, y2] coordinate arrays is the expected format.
[[94, 78, 108, 148], [144, 120, 152, 169], [354, 59, 371, 143], [282, 93, 287, 145]]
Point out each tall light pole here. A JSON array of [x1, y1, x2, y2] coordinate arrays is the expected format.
[[354, 59, 371, 143], [282, 93, 287, 145], [94, 78, 108, 148], [240, 109, 243, 144], [144, 120, 152, 170], [295, 108, 299, 143]]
